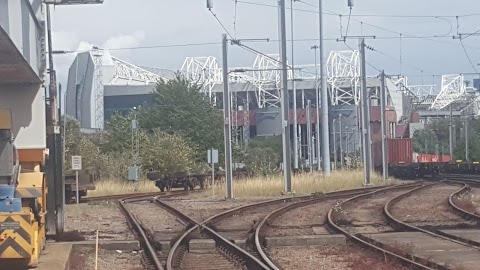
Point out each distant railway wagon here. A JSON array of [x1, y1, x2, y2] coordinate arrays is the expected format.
[[443, 162, 480, 174], [64, 170, 96, 202], [377, 138, 451, 179], [146, 171, 208, 192], [147, 169, 251, 192]]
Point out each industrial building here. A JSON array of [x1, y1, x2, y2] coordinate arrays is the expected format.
[[65, 49, 480, 165]]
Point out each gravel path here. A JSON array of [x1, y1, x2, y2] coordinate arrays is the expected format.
[[391, 184, 475, 227], [268, 246, 409, 270], [64, 203, 133, 241], [70, 246, 143, 270]]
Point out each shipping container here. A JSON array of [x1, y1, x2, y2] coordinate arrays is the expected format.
[[411, 112, 420, 123], [395, 124, 409, 138], [441, 155, 451, 163], [388, 138, 413, 164]]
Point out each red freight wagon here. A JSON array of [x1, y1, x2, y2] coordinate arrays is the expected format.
[[388, 138, 413, 164]]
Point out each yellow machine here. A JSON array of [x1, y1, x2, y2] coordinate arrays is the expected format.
[[0, 108, 47, 268]]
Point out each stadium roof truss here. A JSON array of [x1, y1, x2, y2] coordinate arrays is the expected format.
[[430, 74, 466, 111], [108, 56, 165, 85], [327, 50, 360, 106]]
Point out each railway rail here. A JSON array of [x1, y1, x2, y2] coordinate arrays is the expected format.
[[154, 198, 270, 270], [385, 182, 480, 249], [253, 186, 393, 270], [326, 184, 442, 270], [449, 185, 480, 222]]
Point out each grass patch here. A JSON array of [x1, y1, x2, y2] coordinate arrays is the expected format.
[[86, 179, 158, 197], [87, 170, 402, 198], [207, 170, 397, 198]]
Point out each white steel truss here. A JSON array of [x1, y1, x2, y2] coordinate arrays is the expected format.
[[180, 57, 222, 100], [110, 56, 164, 85], [430, 74, 466, 111], [92, 49, 104, 130], [326, 50, 360, 105], [252, 54, 281, 107]]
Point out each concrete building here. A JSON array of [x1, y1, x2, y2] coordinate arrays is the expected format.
[[65, 51, 175, 129]]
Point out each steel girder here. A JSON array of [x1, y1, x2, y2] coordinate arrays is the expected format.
[[430, 74, 466, 111], [327, 50, 360, 106]]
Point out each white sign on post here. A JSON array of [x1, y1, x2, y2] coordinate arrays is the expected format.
[[71, 156, 82, 171], [71, 156, 82, 205], [208, 149, 219, 196], [208, 149, 219, 164]]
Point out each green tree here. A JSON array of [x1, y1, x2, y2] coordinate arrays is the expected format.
[[140, 130, 196, 175], [62, 116, 109, 176], [412, 129, 439, 154], [139, 76, 223, 160], [243, 136, 283, 176]]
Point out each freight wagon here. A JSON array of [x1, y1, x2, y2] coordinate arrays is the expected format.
[[64, 170, 96, 203], [378, 138, 450, 179], [146, 171, 208, 192]]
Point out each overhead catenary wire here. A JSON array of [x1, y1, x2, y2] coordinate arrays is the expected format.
[[459, 38, 480, 77]]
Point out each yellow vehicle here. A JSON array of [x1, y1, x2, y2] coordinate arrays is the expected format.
[[0, 109, 47, 268]]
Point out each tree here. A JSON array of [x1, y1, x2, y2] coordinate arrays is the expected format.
[[243, 136, 283, 176], [140, 130, 196, 175], [139, 76, 223, 160], [62, 116, 109, 176], [412, 129, 439, 154]]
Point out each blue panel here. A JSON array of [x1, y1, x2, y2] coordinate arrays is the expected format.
[[0, 186, 21, 212]]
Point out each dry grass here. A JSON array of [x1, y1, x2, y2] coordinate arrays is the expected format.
[[86, 179, 158, 197], [88, 170, 402, 198], [207, 170, 398, 198]]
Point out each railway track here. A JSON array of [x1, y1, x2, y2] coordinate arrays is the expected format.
[[385, 182, 480, 249], [449, 184, 480, 222], [326, 184, 441, 270], [154, 198, 270, 270], [116, 190, 193, 270], [253, 186, 396, 270]]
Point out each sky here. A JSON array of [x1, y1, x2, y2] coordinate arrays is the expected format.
[[50, 0, 480, 90]]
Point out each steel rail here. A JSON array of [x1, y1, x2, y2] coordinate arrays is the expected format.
[[254, 188, 389, 270], [202, 184, 385, 226], [83, 192, 163, 203], [327, 184, 438, 270], [118, 198, 165, 270], [448, 184, 480, 222], [116, 190, 196, 270], [155, 197, 271, 270], [197, 184, 389, 268], [384, 182, 480, 250]]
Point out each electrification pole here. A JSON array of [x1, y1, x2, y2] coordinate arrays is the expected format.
[[222, 34, 233, 199], [449, 105, 453, 158], [380, 70, 389, 180], [319, 0, 331, 175], [339, 114, 343, 168], [307, 100, 313, 171], [46, 4, 64, 237], [465, 116, 469, 162], [291, 0, 299, 170], [312, 45, 321, 171], [333, 119, 337, 170], [359, 38, 371, 185], [279, 0, 293, 192]]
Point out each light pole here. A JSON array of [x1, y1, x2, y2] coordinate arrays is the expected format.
[[332, 119, 337, 170], [319, 0, 331, 175], [279, 0, 293, 192], [222, 34, 234, 199], [291, 0, 299, 170], [312, 45, 321, 171]]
